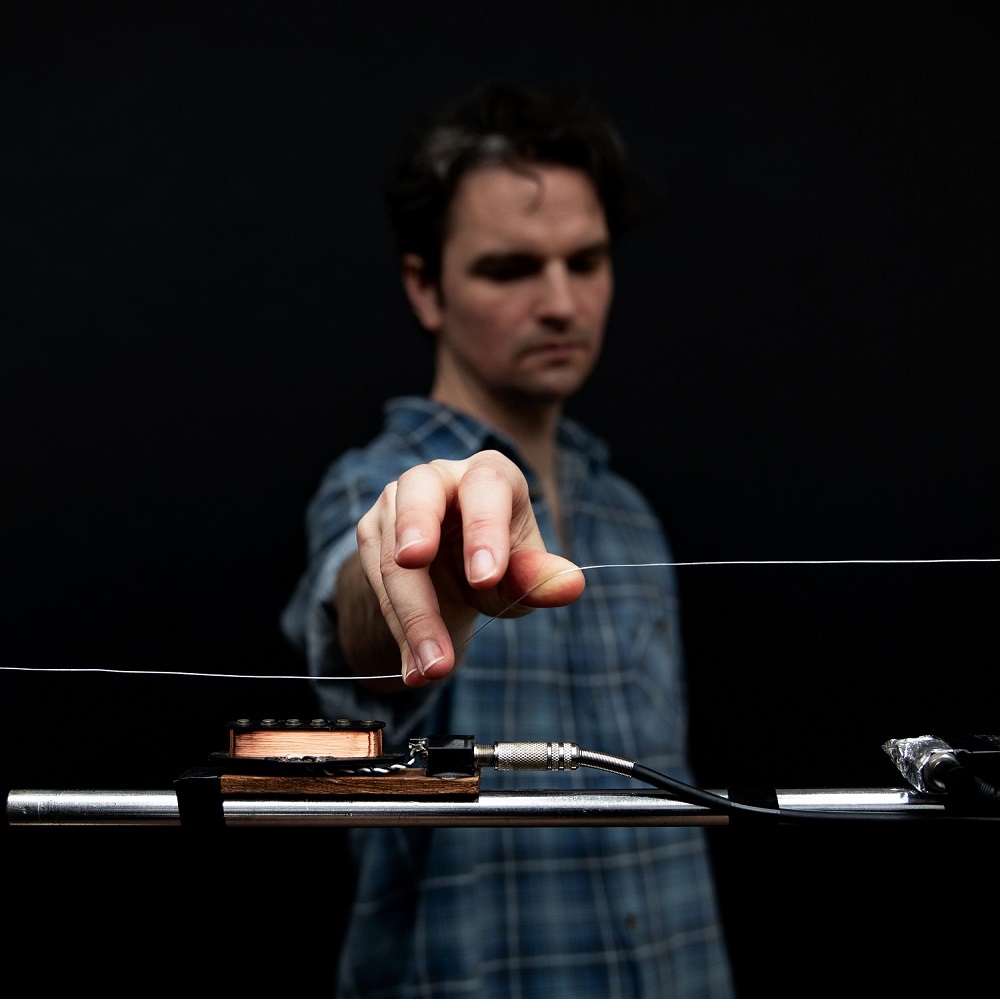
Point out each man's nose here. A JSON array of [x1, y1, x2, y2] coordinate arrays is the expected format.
[[536, 263, 576, 322]]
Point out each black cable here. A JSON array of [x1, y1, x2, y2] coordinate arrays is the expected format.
[[585, 752, 996, 824], [470, 740, 1000, 823], [624, 762, 954, 824]]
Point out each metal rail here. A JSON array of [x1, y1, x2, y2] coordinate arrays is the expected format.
[[5, 786, 950, 827]]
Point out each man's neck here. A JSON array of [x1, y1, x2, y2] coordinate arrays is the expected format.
[[431, 381, 570, 551], [430, 381, 562, 483]]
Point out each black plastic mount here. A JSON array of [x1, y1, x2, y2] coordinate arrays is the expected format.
[[424, 735, 476, 777]]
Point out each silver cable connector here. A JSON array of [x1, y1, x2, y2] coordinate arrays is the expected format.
[[474, 741, 582, 771], [921, 751, 963, 794]]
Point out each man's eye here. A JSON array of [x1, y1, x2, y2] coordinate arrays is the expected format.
[[478, 258, 540, 281], [568, 252, 605, 273]]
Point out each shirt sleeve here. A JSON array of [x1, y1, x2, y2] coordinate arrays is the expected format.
[[280, 526, 358, 665]]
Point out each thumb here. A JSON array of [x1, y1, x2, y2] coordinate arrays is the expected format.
[[498, 549, 586, 612]]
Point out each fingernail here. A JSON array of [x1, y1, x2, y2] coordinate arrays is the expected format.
[[396, 527, 424, 557], [403, 656, 419, 684], [416, 640, 445, 676], [469, 548, 497, 583]]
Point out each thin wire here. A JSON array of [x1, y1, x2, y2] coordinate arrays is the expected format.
[[2, 557, 996, 682], [452, 557, 1000, 659], [0, 666, 320, 680]]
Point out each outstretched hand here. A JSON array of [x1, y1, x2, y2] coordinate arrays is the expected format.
[[356, 449, 585, 686]]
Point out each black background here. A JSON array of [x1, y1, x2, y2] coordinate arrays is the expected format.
[[2, 3, 998, 995]]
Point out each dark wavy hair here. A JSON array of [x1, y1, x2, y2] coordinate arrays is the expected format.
[[384, 82, 651, 283]]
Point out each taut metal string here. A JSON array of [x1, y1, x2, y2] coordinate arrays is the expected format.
[[2, 558, 996, 682]]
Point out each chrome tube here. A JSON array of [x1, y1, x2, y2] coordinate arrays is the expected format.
[[5, 786, 943, 827]]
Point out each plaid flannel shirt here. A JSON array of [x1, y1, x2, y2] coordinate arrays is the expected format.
[[282, 396, 734, 999]]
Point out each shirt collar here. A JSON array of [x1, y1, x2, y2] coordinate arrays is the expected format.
[[382, 396, 610, 471]]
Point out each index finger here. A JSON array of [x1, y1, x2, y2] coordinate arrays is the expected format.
[[393, 451, 532, 587]]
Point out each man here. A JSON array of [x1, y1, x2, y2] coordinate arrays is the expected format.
[[282, 82, 734, 998]]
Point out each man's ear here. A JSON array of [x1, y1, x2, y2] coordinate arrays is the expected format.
[[401, 253, 443, 333]]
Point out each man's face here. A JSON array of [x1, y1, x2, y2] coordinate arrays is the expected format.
[[410, 163, 613, 407]]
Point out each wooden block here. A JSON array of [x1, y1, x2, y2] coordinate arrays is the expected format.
[[217, 768, 480, 799]]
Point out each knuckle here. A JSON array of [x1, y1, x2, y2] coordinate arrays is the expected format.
[[397, 604, 441, 636]]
